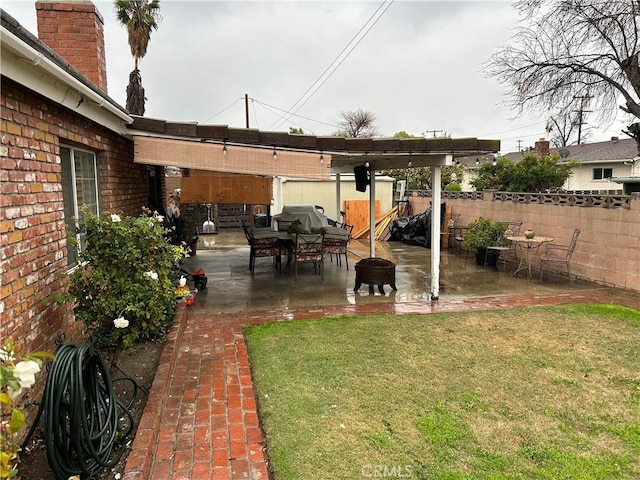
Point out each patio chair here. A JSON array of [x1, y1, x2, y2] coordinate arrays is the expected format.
[[485, 221, 522, 266], [244, 227, 283, 274], [443, 213, 461, 251], [322, 226, 352, 270], [539, 228, 580, 283], [287, 233, 324, 280]]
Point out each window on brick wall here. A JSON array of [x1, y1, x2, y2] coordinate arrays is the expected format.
[[61, 146, 99, 267], [593, 167, 613, 180]]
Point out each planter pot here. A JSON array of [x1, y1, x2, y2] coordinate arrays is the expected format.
[[476, 248, 499, 267]]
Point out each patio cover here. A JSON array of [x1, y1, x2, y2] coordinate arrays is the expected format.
[[133, 136, 329, 180], [126, 118, 500, 300]]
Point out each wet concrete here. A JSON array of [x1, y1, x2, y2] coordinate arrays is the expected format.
[[123, 232, 638, 480], [182, 231, 597, 314]]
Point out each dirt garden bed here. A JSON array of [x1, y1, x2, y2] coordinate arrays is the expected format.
[[18, 338, 165, 479]]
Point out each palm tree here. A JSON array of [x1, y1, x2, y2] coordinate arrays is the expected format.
[[114, 0, 161, 115]]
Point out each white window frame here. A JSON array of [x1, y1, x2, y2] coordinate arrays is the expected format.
[[60, 145, 99, 267]]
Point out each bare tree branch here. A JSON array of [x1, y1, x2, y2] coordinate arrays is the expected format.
[[486, 0, 640, 151], [336, 108, 380, 138]]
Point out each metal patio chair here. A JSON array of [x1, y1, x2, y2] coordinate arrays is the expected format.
[[243, 222, 283, 273], [485, 221, 522, 266], [539, 228, 581, 283], [322, 225, 352, 270], [287, 233, 324, 280]]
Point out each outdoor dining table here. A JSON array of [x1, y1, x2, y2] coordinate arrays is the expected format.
[[249, 227, 350, 274], [507, 235, 554, 278], [272, 205, 329, 232]]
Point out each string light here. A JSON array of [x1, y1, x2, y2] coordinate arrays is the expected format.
[[272, 148, 278, 160], [319, 152, 324, 163], [222, 143, 227, 155], [475, 158, 480, 167]]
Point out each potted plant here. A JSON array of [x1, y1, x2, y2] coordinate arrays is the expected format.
[[462, 217, 507, 266]]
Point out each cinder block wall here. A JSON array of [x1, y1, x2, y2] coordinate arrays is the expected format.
[[409, 192, 640, 292]]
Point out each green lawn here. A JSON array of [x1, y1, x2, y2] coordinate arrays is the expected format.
[[244, 305, 640, 480]]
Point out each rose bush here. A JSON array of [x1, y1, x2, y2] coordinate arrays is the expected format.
[[0, 341, 53, 478], [65, 208, 188, 351]]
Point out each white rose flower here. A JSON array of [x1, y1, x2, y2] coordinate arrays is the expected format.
[[110, 214, 121, 223], [155, 215, 165, 223], [179, 276, 187, 287], [0, 348, 13, 362], [9, 360, 41, 399], [113, 317, 129, 329], [144, 271, 158, 280]]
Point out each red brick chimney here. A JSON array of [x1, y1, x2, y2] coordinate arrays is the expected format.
[[534, 138, 550, 158], [35, 0, 108, 93]]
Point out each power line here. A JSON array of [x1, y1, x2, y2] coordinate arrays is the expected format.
[[200, 96, 244, 124], [269, 0, 395, 131], [252, 97, 339, 131], [480, 122, 545, 136], [254, 99, 315, 133], [423, 129, 444, 138], [250, 98, 260, 129]]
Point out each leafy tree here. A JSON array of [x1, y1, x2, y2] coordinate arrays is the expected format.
[[486, 0, 640, 153], [471, 153, 579, 192], [289, 127, 305, 134], [335, 108, 380, 137], [114, 0, 161, 115], [380, 131, 464, 190]]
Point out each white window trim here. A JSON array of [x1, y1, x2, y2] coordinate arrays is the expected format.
[[61, 145, 99, 268]]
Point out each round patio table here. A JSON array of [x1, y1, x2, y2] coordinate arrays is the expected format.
[[506, 235, 553, 278]]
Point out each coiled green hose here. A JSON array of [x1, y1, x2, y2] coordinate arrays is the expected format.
[[23, 344, 137, 479]]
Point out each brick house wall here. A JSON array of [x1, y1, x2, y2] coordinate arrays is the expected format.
[[0, 76, 147, 410]]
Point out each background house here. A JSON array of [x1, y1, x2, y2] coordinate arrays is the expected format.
[[504, 137, 638, 192], [456, 137, 638, 192]]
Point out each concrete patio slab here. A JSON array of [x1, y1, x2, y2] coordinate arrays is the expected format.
[[123, 232, 639, 479]]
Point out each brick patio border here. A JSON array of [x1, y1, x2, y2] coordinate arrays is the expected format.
[[124, 288, 640, 479]]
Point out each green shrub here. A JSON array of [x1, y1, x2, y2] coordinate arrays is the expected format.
[[66, 209, 188, 350], [462, 218, 507, 253]]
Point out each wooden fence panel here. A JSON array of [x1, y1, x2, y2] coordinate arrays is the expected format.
[[344, 200, 380, 234]]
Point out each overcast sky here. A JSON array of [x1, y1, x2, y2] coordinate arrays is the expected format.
[[3, 0, 633, 153]]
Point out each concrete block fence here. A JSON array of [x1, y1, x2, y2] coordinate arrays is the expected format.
[[408, 190, 640, 292]]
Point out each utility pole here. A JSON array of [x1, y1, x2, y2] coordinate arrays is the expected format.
[[423, 129, 443, 138], [516, 139, 523, 152], [573, 94, 592, 145], [244, 94, 249, 128]]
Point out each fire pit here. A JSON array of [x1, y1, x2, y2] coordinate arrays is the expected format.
[[354, 257, 397, 294]]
